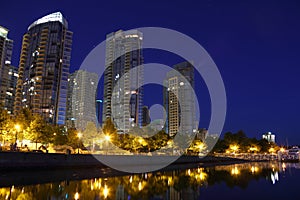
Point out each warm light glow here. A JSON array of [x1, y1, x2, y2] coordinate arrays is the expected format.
[[249, 146, 258, 152], [188, 169, 191, 176], [269, 147, 276, 154], [167, 177, 173, 186], [77, 132, 82, 139], [229, 144, 239, 154], [11, 185, 14, 193], [231, 166, 240, 175], [103, 184, 109, 198], [280, 147, 286, 152], [282, 163, 286, 171], [251, 166, 259, 173], [230, 145, 238, 151], [197, 143, 205, 151], [74, 192, 79, 200], [105, 135, 111, 142], [138, 182, 143, 191], [15, 124, 21, 132], [129, 176, 133, 183]]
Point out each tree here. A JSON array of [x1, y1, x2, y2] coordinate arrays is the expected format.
[[66, 128, 80, 149], [27, 114, 54, 149], [0, 107, 13, 144], [82, 121, 99, 151], [102, 118, 117, 136], [52, 125, 67, 145]]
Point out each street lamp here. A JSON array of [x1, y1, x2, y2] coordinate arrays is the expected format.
[[74, 192, 80, 200], [105, 135, 110, 142], [77, 132, 82, 154], [105, 135, 110, 155]]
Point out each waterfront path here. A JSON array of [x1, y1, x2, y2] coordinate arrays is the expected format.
[[0, 152, 244, 171]]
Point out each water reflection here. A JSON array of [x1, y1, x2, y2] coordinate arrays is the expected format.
[[1, 162, 299, 200]]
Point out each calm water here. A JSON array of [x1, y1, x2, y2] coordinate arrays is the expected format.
[[0, 162, 299, 200]]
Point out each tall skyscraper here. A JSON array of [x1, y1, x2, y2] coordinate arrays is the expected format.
[[103, 30, 143, 133], [65, 70, 98, 130], [0, 64, 18, 114], [0, 26, 13, 78], [0, 25, 15, 114], [14, 12, 73, 125], [164, 61, 196, 136], [142, 106, 151, 127], [96, 99, 103, 126]]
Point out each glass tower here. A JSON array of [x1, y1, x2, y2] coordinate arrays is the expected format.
[[0, 25, 16, 114], [164, 61, 196, 136], [103, 30, 143, 133], [14, 12, 73, 125], [66, 70, 98, 130]]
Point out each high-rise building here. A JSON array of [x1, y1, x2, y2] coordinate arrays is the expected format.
[[65, 70, 98, 130], [96, 99, 103, 126], [103, 30, 143, 133], [141, 106, 150, 126], [0, 26, 16, 114], [0, 26, 13, 79], [164, 61, 196, 136], [14, 12, 73, 125], [262, 132, 276, 143], [0, 64, 18, 114]]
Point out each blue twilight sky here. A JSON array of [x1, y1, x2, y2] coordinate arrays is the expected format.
[[1, 0, 300, 145]]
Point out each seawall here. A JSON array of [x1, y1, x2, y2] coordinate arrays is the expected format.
[[0, 152, 244, 171]]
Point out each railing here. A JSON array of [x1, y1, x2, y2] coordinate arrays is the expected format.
[[215, 153, 300, 162]]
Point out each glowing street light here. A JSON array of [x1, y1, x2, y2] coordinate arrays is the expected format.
[[105, 135, 110, 141], [74, 192, 80, 200], [104, 135, 111, 155], [15, 124, 21, 132]]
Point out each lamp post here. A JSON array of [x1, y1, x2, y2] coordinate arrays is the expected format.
[[105, 135, 110, 155], [77, 132, 82, 154]]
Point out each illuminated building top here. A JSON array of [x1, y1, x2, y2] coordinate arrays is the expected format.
[[28, 12, 68, 30], [0, 26, 9, 38]]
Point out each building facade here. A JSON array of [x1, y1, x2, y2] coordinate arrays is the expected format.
[[66, 70, 98, 130], [103, 30, 143, 133], [262, 132, 276, 143], [0, 26, 13, 79], [0, 64, 18, 114], [164, 61, 196, 136], [96, 99, 103, 126], [141, 106, 151, 127], [14, 12, 73, 125], [0, 26, 16, 114]]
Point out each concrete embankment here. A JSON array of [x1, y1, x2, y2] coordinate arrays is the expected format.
[[0, 152, 245, 171]]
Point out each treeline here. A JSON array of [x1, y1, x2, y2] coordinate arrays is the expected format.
[[0, 108, 83, 149], [212, 130, 279, 153]]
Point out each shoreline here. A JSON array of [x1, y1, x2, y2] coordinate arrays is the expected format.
[[0, 155, 249, 188], [0, 151, 247, 171]]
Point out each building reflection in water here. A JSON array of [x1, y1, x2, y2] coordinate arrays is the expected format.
[[1, 162, 299, 200]]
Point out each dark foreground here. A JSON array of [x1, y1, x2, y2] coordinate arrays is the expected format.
[[1, 161, 299, 200]]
